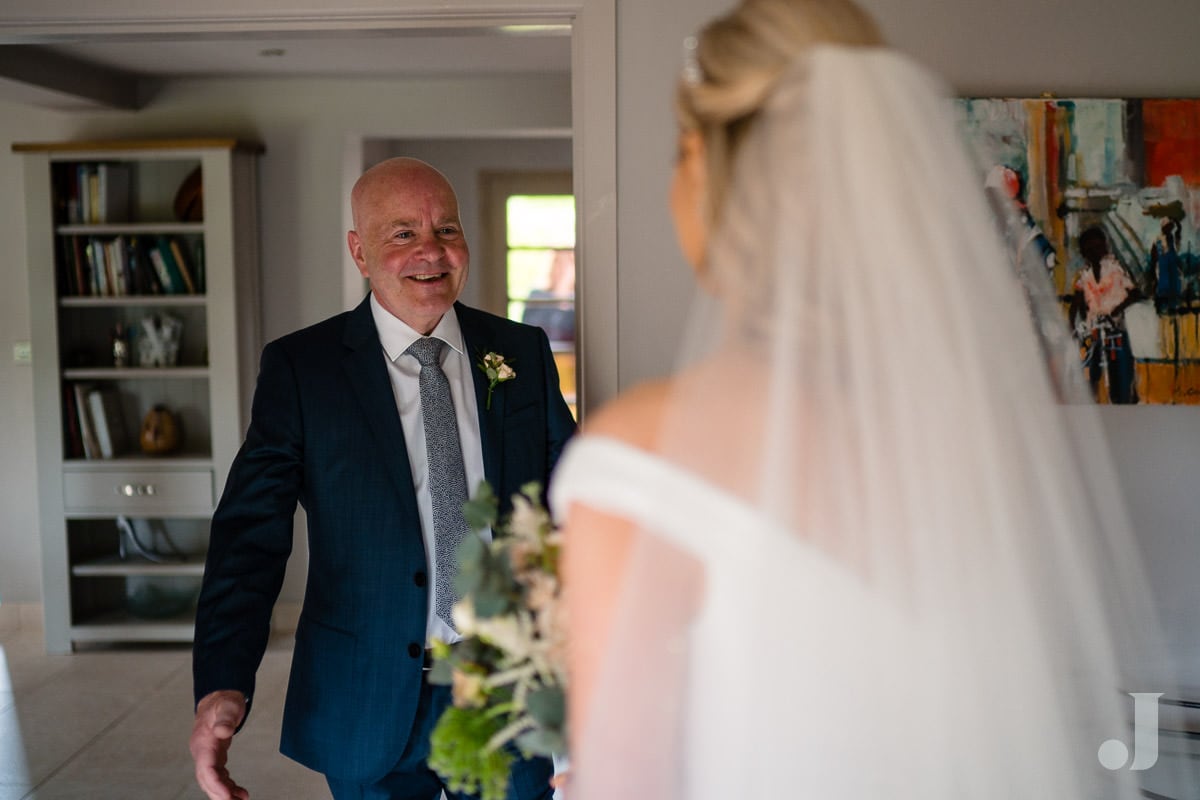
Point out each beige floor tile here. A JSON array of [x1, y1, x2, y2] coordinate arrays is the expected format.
[[0, 683, 142, 785], [0, 783, 33, 800]]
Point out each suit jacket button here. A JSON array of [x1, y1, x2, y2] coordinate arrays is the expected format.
[[408, 642, 422, 659], [414, 571, 427, 588]]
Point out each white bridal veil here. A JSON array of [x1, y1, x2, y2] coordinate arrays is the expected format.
[[555, 45, 1195, 798]]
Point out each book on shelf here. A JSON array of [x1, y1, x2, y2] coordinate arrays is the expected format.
[[147, 243, 179, 294], [168, 238, 198, 293], [193, 239, 205, 292], [71, 163, 132, 225], [62, 384, 84, 459], [107, 236, 131, 296], [56, 235, 77, 296], [71, 237, 88, 297], [77, 165, 92, 225], [86, 238, 109, 296], [72, 383, 100, 460], [127, 236, 159, 295], [96, 163, 132, 224], [103, 239, 120, 295], [86, 386, 130, 459]]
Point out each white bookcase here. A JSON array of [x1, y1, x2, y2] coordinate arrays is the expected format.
[[15, 139, 262, 653]]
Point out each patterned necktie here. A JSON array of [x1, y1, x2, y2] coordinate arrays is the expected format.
[[406, 336, 470, 632]]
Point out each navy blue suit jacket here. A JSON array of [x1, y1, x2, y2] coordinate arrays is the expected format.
[[193, 298, 576, 783]]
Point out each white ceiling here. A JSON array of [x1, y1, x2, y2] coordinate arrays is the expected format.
[[0, 27, 572, 109], [44, 29, 571, 78]]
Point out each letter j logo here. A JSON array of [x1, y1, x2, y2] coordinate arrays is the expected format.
[[1098, 692, 1162, 771]]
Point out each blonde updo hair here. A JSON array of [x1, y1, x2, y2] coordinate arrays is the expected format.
[[677, 0, 883, 226]]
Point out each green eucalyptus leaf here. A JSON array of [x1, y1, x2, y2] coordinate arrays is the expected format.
[[516, 728, 566, 759], [463, 483, 499, 531], [457, 532, 486, 567], [518, 481, 544, 503], [426, 659, 455, 686], [473, 587, 508, 618], [525, 686, 566, 729], [454, 568, 483, 597]]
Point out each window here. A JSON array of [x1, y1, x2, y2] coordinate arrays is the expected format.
[[483, 172, 576, 417]]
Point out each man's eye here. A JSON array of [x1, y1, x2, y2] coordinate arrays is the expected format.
[[394, 231, 414, 240], [438, 227, 460, 236]]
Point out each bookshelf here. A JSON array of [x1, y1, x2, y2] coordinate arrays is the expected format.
[[15, 139, 262, 653]]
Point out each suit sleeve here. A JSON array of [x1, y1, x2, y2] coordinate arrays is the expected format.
[[192, 340, 303, 713], [535, 326, 578, 478]]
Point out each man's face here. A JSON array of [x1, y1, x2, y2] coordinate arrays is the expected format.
[[348, 163, 469, 334]]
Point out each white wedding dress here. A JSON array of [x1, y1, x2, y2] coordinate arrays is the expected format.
[[552, 436, 937, 798], [551, 434, 1167, 799]]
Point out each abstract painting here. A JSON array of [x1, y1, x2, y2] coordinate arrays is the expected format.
[[957, 98, 1200, 404]]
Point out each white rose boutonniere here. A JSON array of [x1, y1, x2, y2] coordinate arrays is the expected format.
[[477, 352, 516, 410]]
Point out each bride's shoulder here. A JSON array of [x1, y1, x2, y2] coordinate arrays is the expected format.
[[582, 378, 674, 451]]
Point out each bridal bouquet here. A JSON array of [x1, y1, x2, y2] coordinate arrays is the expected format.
[[427, 482, 567, 800]]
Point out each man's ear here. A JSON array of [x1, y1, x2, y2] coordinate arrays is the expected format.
[[347, 230, 368, 277]]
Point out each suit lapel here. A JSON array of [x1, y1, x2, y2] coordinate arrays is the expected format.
[[341, 297, 419, 503], [456, 303, 504, 493]]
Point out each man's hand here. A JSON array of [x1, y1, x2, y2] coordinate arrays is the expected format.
[[190, 690, 249, 800]]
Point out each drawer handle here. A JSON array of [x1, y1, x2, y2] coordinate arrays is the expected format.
[[115, 483, 157, 497]]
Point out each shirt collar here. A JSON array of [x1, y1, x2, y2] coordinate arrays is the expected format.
[[369, 294, 466, 363]]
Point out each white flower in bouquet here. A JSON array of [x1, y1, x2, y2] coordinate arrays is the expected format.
[[452, 669, 487, 709], [474, 611, 536, 662], [509, 494, 548, 542], [451, 596, 478, 637]]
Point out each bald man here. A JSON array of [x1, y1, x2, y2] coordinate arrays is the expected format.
[[191, 158, 574, 800]]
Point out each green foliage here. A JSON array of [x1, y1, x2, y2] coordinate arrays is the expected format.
[[463, 481, 499, 531], [428, 706, 514, 800], [516, 727, 566, 759], [525, 686, 565, 731], [425, 657, 455, 686], [454, 533, 518, 619]]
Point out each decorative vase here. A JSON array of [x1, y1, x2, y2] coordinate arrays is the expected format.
[[140, 405, 181, 455]]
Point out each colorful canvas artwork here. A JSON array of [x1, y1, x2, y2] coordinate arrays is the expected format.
[[957, 98, 1200, 405]]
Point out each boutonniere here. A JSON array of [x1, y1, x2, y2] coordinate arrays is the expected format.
[[477, 351, 516, 410]]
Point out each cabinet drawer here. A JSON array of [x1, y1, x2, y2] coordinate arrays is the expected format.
[[63, 469, 214, 514]]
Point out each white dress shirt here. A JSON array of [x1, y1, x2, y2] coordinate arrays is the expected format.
[[369, 294, 490, 645]]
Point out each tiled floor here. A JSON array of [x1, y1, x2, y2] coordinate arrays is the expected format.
[[0, 627, 328, 800], [4, 622, 1195, 799]]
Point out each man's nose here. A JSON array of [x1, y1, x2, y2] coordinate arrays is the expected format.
[[412, 235, 445, 260]]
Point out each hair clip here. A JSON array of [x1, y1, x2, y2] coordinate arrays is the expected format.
[[682, 35, 703, 86]]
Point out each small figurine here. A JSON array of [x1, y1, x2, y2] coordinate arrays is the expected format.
[[137, 313, 183, 368]]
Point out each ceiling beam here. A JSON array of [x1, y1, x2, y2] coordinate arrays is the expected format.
[[0, 46, 141, 110]]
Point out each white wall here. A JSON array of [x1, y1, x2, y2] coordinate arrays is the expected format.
[[0, 73, 571, 607], [0, 100, 74, 608]]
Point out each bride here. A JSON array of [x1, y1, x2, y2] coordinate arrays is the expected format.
[[551, 0, 1190, 797]]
